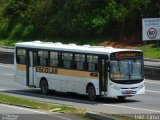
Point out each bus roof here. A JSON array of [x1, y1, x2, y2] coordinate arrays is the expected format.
[[15, 41, 141, 55]]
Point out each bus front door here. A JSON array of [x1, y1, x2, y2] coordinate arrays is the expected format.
[[99, 57, 108, 95], [26, 50, 37, 86]]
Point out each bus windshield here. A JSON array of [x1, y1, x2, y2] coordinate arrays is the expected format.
[[110, 59, 143, 80]]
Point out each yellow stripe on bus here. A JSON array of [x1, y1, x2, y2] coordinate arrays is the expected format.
[[17, 65, 99, 79], [58, 69, 98, 79], [36, 66, 99, 79]]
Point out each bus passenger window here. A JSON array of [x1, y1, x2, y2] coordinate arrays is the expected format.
[[16, 49, 26, 64], [62, 53, 72, 69], [75, 54, 85, 70], [38, 50, 48, 66], [87, 55, 98, 72], [50, 51, 58, 67]]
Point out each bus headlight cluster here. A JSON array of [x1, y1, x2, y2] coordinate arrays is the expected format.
[[110, 83, 120, 90], [138, 83, 144, 89]]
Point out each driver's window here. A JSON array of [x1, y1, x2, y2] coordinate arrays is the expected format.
[[110, 61, 119, 74]]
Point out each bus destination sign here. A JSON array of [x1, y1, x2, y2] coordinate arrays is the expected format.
[[110, 52, 143, 59]]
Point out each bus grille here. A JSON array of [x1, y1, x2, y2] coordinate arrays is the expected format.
[[121, 87, 138, 89], [122, 90, 136, 94]]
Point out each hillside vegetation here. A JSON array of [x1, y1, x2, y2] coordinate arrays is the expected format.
[[0, 0, 160, 44]]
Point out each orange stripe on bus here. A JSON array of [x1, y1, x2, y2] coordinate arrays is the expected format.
[[17, 64, 26, 71], [36, 66, 99, 79]]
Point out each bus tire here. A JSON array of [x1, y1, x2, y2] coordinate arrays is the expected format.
[[40, 79, 49, 95], [88, 84, 96, 101]]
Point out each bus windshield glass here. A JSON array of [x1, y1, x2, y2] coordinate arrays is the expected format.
[[110, 59, 143, 80]]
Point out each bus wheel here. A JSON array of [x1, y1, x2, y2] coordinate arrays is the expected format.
[[40, 79, 48, 95], [88, 85, 96, 101], [118, 96, 126, 101]]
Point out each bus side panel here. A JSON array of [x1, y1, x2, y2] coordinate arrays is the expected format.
[[59, 75, 87, 94], [55, 74, 99, 95], [35, 72, 61, 91], [49, 74, 60, 91], [35, 68, 100, 95], [15, 64, 27, 85], [35, 72, 90, 94], [58, 69, 99, 95]]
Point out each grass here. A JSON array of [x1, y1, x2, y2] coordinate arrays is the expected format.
[[0, 93, 140, 120], [137, 44, 160, 59], [0, 93, 92, 120], [0, 93, 76, 112]]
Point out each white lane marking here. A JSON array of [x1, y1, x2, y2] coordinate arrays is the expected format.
[[146, 90, 160, 94], [49, 114, 72, 120], [145, 80, 160, 84], [0, 104, 72, 120], [0, 64, 13, 68], [0, 103, 47, 114], [102, 104, 160, 113]]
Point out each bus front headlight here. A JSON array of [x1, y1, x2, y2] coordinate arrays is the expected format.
[[138, 83, 144, 89], [110, 83, 120, 90]]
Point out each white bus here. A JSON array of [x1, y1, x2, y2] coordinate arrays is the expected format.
[[14, 41, 145, 101]]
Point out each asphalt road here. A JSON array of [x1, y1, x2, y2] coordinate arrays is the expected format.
[[144, 60, 160, 68], [0, 104, 80, 120], [0, 63, 160, 115]]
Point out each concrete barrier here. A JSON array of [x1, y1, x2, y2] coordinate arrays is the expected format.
[[144, 66, 160, 80], [0, 51, 14, 64], [85, 111, 118, 120]]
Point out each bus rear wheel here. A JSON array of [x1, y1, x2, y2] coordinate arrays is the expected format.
[[88, 85, 96, 101], [40, 79, 49, 95]]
